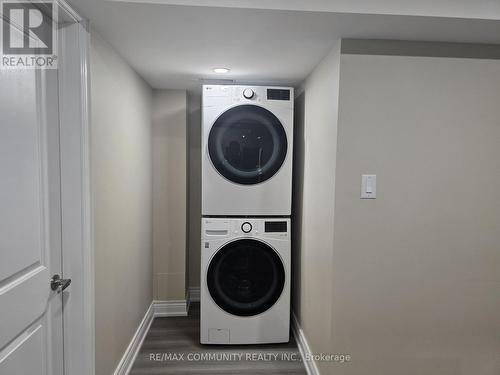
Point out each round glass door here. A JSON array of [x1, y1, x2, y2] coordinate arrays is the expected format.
[[208, 105, 288, 185], [207, 239, 285, 316]]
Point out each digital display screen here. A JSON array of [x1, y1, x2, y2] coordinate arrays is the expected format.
[[267, 89, 290, 101], [265, 221, 287, 232]]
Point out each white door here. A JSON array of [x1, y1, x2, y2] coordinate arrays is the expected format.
[[0, 66, 65, 373]]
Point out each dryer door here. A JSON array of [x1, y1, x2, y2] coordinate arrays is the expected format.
[[207, 239, 285, 316], [208, 105, 288, 185]]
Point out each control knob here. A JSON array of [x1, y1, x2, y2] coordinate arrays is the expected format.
[[241, 222, 252, 233], [243, 88, 254, 99]]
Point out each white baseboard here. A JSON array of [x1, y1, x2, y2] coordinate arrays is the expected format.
[[188, 286, 200, 303], [153, 299, 188, 317], [113, 302, 154, 375], [113, 299, 188, 375], [291, 312, 320, 375]]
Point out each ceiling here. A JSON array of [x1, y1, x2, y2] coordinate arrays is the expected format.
[[107, 0, 500, 21], [68, 0, 500, 91]]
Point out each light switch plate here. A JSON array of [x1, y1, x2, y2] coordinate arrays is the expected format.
[[361, 174, 376, 199]]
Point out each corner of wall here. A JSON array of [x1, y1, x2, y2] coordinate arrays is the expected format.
[[151, 89, 189, 302], [291, 39, 342, 375], [187, 91, 202, 289], [90, 31, 154, 375]]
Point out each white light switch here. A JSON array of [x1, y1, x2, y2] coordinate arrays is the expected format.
[[361, 174, 376, 199]]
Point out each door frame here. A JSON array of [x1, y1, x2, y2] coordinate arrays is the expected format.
[[56, 2, 95, 375]]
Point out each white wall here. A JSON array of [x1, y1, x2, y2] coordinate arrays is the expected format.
[[90, 31, 153, 375], [292, 42, 341, 375], [294, 41, 500, 375], [329, 52, 500, 375], [152, 89, 188, 300]]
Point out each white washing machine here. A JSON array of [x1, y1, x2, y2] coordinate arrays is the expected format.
[[200, 217, 290, 344], [202, 85, 294, 216]]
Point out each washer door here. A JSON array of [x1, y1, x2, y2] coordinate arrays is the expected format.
[[208, 105, 288, 185], [207, 239, 285, 317]]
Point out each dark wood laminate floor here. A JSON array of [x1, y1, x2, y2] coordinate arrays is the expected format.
[[130, 303, 307, 375]]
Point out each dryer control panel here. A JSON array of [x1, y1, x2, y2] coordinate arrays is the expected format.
[[203, 85, 293, 109]]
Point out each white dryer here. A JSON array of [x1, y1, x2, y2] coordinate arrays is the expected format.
[[200, 217, 290, 345], [202, 85, 294, 216]]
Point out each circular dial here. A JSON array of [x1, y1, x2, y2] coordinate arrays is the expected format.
[[243, 88, 254, 99], [241, 222, 252, 233]]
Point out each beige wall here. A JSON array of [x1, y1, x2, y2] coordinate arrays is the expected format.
[[329, 52, 500, 375], [90, 31, 153, 375], [152, 89, 188, 300], [187, 92, 202, 288], [292, 42, 341, 375]]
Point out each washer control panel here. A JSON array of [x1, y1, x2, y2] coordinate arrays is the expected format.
[[203, 218, 290, 240]]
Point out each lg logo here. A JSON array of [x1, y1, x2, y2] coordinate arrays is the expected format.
[[2, 1, 53, 55]]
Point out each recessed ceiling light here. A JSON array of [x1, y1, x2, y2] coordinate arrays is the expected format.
[[213, 67, 230, 74]]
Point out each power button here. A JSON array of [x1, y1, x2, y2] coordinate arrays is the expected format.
[[241, 222, 252, 233]]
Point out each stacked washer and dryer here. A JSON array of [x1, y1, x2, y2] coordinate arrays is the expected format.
[[201, 85, 294, 345]]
